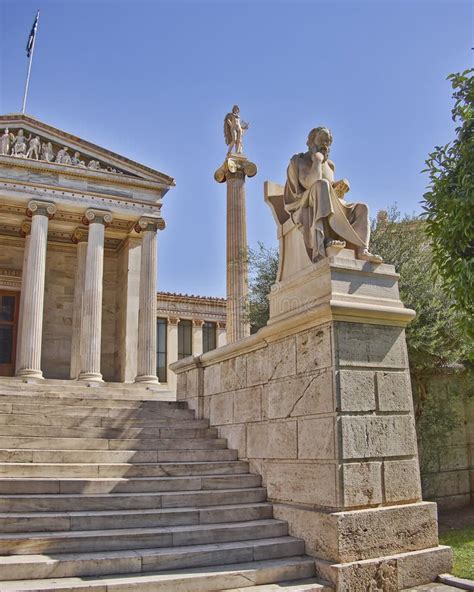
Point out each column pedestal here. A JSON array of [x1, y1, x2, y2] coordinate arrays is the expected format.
[[78, 209, 112, 382], [16, 200, 56, 379], [134, 216, 165, 384]]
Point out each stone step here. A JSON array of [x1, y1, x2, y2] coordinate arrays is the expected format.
[[0, 473, 261, 494], [0, 502, 274, 532], [226, 579, 333, 592], [0, 536, 305, 580], [0, 447, 238, 463], [0, 393, 183, 410], [0, 436, 228, 450], [0, 413, 210, 429], [0, 403, 195, 419], [0, 487, 268, 512], [0, 460, 249, 478], [0, 519, 288, 555], [0, 424, 218, 439], [0, 556, 318, 591]]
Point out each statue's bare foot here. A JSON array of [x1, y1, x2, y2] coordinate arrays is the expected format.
[[357, 248, 383, 264], [325, 239, 346, 248]]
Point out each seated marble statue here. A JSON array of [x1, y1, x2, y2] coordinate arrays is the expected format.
[[284, 127, 382, 263]]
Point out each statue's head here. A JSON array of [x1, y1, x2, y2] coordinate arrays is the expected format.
[[18, 129, 24, 136], [232, 105, 240, 115], [307, 127, 333, 156]]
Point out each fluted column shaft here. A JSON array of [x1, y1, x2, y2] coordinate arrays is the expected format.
[[16, 201, 56, 379], [226, 172, 250, 342], [166, 317, 179, 390], [78, 210, 112, 382], [135, 217, 165, 384], [192, 319, 204, 357]]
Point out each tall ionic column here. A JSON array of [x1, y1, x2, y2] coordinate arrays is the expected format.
[[70, 228, 88, 379], [16, 200, 56, 379], [215, 155, 257, 342], [78, 209, 113, 382], [134, 216, 165, 384]]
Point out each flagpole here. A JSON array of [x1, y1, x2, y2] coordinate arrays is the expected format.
[[21, 10, 40, 114]]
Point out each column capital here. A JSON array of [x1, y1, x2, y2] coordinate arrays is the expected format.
[[192, 319, 205, 327], [134, 216, 166, 233], [214, 155, 257, 184], [217, 321, 227, 329], [19, 220, 31, 238], [27, 200, 56, 219], [168, 316, 180, 325], [82, 209, 113, 227], [71, 227, 89, 244]]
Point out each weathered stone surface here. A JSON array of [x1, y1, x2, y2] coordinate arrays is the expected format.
[[334, 322, 408, 368], [186, 368, 201, 399], [265, 337, 296, 382], [221, 357, 247, 392], [264, 461, 337, 507], [397, 546, 453, 588], [204, 364, 221, 396], [337, 370, 375, 412], [218, 424, 247, 458], [296, 325, 332, 374], [233, 387, 262, 423], [336, 558, 398, 592], [262, 371, 334, 420], [376, 370, 413, 412], [343, 462, 382, 507], [335, 502, 439, 562], [422, 470, 470, 499], [298, 417, 335, 460], [247, 421, 297, 459], [384, 459, 422, 503], [210, 392, 234, 425], [246, 348, 266, 387], [341, 415, 417, 459]]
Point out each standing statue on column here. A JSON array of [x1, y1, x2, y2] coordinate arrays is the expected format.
[[284, 126, 382, 263], [224, 105, 249, 155]]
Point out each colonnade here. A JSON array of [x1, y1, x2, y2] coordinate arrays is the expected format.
[[15, 199, 164, 383]]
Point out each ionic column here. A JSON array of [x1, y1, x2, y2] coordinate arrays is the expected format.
[[16, 200, 56, 379], [192, 319, 204, 357], [134, 216, 165, 384], [78, 209, 113, 382], [217, 321, 227, 348], [167, 317, 179, 390], [215, 155, 257, 343], [70, 228, 88, 379]]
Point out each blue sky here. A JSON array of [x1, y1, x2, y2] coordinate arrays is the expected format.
[[0, 0, 472, 297]]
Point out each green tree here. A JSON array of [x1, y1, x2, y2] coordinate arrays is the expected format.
[[248, 242, 278, 333], [422, 69, 474, 344]]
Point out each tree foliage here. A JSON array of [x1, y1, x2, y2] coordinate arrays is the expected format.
[[422, 69, 474, 344], [248, 242, 278, 333]]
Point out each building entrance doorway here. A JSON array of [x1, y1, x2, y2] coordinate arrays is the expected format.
[[0, 291, 20, 376]]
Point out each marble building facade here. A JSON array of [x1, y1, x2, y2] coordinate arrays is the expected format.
[[0, 113, 181, 385]]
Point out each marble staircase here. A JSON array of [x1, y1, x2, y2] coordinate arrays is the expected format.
[[0, 382, 331, 591]]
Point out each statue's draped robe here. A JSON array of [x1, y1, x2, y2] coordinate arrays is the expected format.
[[284, 153, 369, 262]]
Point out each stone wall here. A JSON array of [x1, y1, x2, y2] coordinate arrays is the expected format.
[[418, 373, 474, 509], [172, 256, 452, 590]]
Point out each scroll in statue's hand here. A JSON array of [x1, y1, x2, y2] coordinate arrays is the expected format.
[[333, 179, 350, 199]]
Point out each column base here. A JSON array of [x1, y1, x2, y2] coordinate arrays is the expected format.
[[135, 375, 160, 384], [77, 372, 103, 382], [16, 369, 44, 380]]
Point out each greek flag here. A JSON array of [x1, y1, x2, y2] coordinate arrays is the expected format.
[[26, 12, 39, 58]]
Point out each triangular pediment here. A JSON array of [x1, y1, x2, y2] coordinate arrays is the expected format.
[[0, 113, 175, 187]]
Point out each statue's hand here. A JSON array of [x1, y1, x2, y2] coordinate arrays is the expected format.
[[333, 179, 350, 198], [311, 151, 324, 164]]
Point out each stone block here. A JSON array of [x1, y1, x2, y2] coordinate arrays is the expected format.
[[384, 458, 422, 503], [340, 415, 417, 459], [342, 462, 382, 507], [204, 364, 221, 396], [233, 387, 262, 423], [422, 470, 470, 499], [209, 392, 234, 426], [247, 420, 297, 459], [334, 322, 408, 368], [397, 545, 453, 588], [176, 372, 187, 400], [296, 324, 332, 374], [298, 416, 335, 460], [246, 348, 265, 387], [438, 445, 469, 472], [221, 356, 247, 392], [265, 337, 296, 381], [262, 370, 334, 420], [219, 425, 247, 458], [376, 370, 413, 412], [264, 461, 337, 507], [186, 368, 201, 399], [334, 501, 439, 562], [337, 370, 375, 412]]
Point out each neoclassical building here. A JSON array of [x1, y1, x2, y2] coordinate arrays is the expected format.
[[0, 113, 224, 386]]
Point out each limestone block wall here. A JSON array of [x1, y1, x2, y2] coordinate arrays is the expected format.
[[419, 374, 474, 508], [101, 252, 118, 382]]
